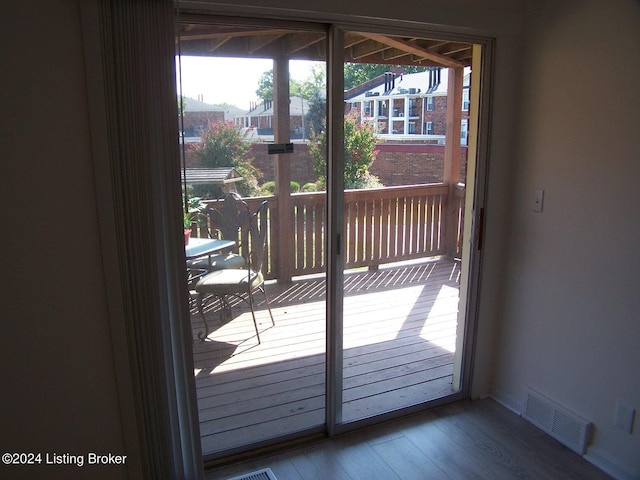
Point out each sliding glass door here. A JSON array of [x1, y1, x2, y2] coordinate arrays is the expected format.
[[176, 15, 486, 458], [333, 30, 478, 425], [176, 18, 329, 457]]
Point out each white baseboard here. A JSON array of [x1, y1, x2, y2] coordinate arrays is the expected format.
[[584, 446, 638, 480], [489, 389, 638, 480], [488, 388, 522, 415]]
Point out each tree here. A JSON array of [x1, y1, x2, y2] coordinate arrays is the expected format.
[[305, 89, 326, 138], [255, 70, 274, 103], [308, 111, 382, 190], [256, 67, 324, 102], [191, 121, 261, 198]]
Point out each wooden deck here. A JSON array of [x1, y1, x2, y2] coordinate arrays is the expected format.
[[190, 257, 461, 457]]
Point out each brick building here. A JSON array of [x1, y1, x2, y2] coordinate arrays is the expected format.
[[182, 68, 471, 189], [344, 67, 471, 145], [235, 96, 310, 140], [181, 96, 244, 137]]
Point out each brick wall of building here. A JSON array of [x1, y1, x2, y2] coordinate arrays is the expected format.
[[371, 144, 468, 185], [183, 142, 467, 188], [181, 111, 225, 136], [250, 144, 316, 186]]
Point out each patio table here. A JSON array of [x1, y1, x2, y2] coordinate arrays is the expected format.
[[185, 238, 235, 270]]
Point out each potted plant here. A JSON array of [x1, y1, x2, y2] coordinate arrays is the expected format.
[[183, 195, 207, 245]]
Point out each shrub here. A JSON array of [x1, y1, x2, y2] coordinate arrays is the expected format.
[[191, 120, 261, 198], [308, 111, 382, 189], [260, 180, 301, 195]]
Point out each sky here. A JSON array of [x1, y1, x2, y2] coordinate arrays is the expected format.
[[176, 56, 323, 109]]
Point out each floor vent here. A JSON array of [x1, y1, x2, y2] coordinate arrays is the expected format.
[[522, 387, 592, 455], [227, 468, 277, 480]]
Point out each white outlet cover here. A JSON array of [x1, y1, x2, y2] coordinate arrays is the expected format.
[[614, 402, 635, 434]]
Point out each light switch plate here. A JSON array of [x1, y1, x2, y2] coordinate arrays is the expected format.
[[532, 189, 544, 212]]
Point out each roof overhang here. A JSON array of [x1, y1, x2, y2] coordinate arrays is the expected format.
[[176, 20, 473, 68]]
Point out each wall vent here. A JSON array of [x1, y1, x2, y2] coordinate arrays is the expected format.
[[227, 468, 277, 480], [522, 387, 592, 455]]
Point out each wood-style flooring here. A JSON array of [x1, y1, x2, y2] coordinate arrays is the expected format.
[[203, 398, 612, 480]]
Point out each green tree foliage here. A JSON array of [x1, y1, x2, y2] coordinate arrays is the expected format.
[[191, 121, 261, 198], [256, 66, 325, 102], [344, 63, 428, 90], [305, 90, 326, 138], [308, 111, 382, 190], [256, 70, 274, 102]]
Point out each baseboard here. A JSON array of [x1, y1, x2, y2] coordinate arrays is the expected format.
[[489, 389, 637, 480], [584, 446, 638, 480], [488, 388, 522, 416]]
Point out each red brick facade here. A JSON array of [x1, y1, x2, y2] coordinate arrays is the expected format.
[[181, 111, 225, 136], [183, 142, 467, 187], [346, 95, 450, 136]]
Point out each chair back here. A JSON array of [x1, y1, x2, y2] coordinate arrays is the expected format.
[[248, 201, 269, 274], [208, 193, 250, 252]]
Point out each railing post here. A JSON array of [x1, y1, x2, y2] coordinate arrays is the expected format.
[[274, 57, 293, 283], [443, 67, 464, 257]]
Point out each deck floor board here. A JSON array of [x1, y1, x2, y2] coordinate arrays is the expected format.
[[192, 258, 461, 456]]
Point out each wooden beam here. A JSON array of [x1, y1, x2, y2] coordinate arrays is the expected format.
[[348, 39, 389, 60], [444, 67, 463, 184], [208, 37, 231, 53], [273, 57, 293, 284], [248, 33, 285, 54], [285, 32, 325, 55], [443, 67, 464, 257], [357, 33, 465, 68]]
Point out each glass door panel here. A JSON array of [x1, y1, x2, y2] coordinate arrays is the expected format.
[[176, 19, 328, 457], [339, 30, 476, 422]]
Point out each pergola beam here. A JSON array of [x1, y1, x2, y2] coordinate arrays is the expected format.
[[357, 33, 465, 68]]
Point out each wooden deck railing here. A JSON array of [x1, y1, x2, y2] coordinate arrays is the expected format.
[[199, 183, 464, 280]]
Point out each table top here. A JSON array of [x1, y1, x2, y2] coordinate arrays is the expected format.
[[185, 238, 235, 260]]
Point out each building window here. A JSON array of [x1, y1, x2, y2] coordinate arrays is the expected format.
[[426, 96, 435, 111], [462, 89, 470, 111], [378, 100, 387, 117], [425, 121, 434, 134], [364, 100, 372, 116], [461, 119, 468, 145]]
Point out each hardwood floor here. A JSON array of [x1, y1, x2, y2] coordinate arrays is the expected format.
[[203, 398, 612, 480], [191, 258, 461, 456]]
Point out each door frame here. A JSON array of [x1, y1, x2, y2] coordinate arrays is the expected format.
[[174, 5, 496, 450], [86, 1, 496, 474]]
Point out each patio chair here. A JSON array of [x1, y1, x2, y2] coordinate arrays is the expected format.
[[186, 192, 249, 272], [195, 200, 274, 343]]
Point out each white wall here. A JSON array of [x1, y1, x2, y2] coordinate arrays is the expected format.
[[0, 2, 127, 479], [492, 1, 640, 478]]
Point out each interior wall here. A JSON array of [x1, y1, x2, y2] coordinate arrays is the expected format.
[[492, 1, 640, 478], [0, 2, 127, 479]]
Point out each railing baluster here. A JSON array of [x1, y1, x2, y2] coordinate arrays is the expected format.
[[199, 184, 459, 279]]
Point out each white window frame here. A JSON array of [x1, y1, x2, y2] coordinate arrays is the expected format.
[[463, 89, 470, 111], [426, 120, 434, 134], [426, 96, 435, 111], [461, 118, 469, 145]]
